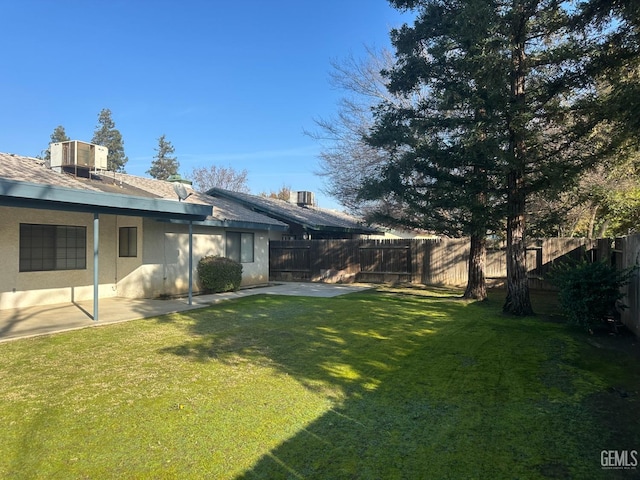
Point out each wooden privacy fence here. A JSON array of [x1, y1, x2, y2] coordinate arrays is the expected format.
[[611, 235, 640, 337], [269, 237, 605, 288], [270, 236, 640, 337]]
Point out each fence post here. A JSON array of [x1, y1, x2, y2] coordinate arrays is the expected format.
[[310, 240, 321, 281], [410, 241, 418, 284]]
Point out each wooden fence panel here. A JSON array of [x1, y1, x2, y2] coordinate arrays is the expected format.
[[270, 237, 603, 288], [314, 240, 361, 281], [485, 247, 506, 282], [360, 243, 411, 274], [269, 241, 312, 281], [421, 239, 469, 286], [269, 236, 639, 336], [526, 238, 599, 290], [358, 240, 412, 283], [617, 235, 640, 337]]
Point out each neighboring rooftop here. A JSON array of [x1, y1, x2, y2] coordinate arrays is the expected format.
[[207, 187, 381, 237]]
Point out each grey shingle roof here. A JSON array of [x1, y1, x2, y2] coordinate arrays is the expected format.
[[207, 187, 379, 234], [0, 153, 287, 230], [114, 174, 286, 228], [0, 153, 102, 191]]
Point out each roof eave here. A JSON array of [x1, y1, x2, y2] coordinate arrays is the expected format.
[[0, 178, 211, 221], [299, 224, 383, 235], [207, 187, 380, 234], [166, 218, 289, 231]]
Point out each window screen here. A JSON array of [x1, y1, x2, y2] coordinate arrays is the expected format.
[[226, 232, 254, 263], [20, 224, 87, 272], [119, 227, 138, 257]]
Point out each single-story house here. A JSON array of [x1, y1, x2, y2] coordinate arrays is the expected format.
[[206, 188, 381, 239], [0, 151, 288, 317]]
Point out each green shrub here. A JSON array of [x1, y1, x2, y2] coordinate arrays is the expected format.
[[197, 256, 243, 293], [547, 258, 636, 330]]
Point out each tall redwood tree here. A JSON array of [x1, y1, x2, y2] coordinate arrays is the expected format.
[[366, 0, 602, 312]]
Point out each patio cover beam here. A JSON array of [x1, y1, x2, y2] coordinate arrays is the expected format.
[[0, 178, 211, 221]]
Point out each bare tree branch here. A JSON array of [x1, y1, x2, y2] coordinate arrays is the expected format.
[[190, 165, 250, 193]]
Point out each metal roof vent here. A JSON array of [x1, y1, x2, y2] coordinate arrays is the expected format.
[[167, 174, 192, 185]]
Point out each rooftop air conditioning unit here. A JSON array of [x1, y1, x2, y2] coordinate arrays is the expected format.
[[50, 140, 108, 171], [297, 191, 315, 207]]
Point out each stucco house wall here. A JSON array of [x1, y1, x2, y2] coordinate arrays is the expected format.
[[117, 221, 277, 299], [118, 220, 224, 299], [0, 206, 278, 310], [0, 152, 290, 311], [0, 207, 119, 309]]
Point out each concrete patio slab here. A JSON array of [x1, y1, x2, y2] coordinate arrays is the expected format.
[[0, 282, 372, 342]]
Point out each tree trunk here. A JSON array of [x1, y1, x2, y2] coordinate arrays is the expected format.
[[464, 234, 487, 300], [504, 7, 533, 316], [464, 161, 488, 301], [503, 169, 533, 315]]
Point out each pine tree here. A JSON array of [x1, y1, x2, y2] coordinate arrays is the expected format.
[[147, 135, 179, 180], [577, 0, 640, 146], [367, 0, 601, 313], [91, 108, 128, 172], [499, 1, 597, 315], [43, 125, 70, 161], [363, 0, 509, 301]]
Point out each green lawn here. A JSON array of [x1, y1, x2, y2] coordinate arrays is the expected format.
[[0, 287, 638, 479]]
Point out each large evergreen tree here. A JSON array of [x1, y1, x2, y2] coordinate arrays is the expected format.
[[147, 134, 179, 180], [578, 0, 640, 146], [498, 1, 603, 314], [362, 0, 508, 301], [91, 108, 128, 172], [43, 125, 70, 162], [365, 0, 601, 314]]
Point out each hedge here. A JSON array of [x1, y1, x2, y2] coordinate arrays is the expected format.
[[197, 256, 243, 293]]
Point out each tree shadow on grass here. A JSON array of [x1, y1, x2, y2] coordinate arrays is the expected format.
[[158, 291, 639, 479], [159, 291, 452, 392]]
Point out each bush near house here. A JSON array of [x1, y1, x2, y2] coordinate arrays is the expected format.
[[197, 256, 242, 293]]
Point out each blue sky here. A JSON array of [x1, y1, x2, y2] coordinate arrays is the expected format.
[[0, 1, 412, 209]]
